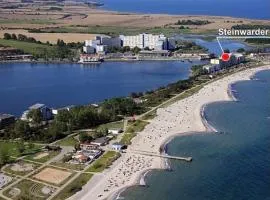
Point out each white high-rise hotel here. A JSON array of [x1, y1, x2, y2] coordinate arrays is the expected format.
[[119, 33, 168, 50]]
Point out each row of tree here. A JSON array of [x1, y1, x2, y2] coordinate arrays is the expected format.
[[175, 20, 211, 26], [4, 33, 41, 44]]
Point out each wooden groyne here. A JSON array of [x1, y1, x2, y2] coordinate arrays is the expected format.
[[131, 150, 192, 162]]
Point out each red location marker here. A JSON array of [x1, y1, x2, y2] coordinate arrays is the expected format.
[[221, 53, 230, 62]]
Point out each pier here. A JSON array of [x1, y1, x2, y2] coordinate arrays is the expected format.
[[131, 150, 192, 162]]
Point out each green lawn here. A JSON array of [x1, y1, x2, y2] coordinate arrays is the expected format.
[[120, 120, 149, 145], [86, 151, 120, 172], [55, 136, 78, 146], [51, 173, 93, 200], [141, 111, 157, 120], [24, 150, 60, 163], [126, 120, 149, 133], [96, 121, 124, 131], [0, 141, 41, 158], [0, 39, 56, 56], [120, 132, 137, 145]]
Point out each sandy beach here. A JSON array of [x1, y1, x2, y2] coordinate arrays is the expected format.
[[69, 65, 270, 200]]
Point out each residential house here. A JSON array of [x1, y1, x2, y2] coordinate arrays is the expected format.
[[0, 114, 15, 129], [112, 142, 125, 151], [91, 137, 110, 146], [21, 103, 53, 121], [52, 105, 74, 115]]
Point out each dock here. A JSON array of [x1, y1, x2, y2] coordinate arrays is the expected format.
[[131, 150, 192, 162]]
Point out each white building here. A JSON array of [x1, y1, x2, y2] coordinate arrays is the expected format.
[[21, 103, 53, 121], [96, 45, 107, 54], [83, 36, 121, 54], [52, 105, 74, 115], [120, 33, 168, 50], [210, 53, 245, 70]]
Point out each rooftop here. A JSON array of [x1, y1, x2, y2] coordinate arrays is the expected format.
[[112, 142, 124, 146], [29, 103, 45, 110], [92, 137, 109, 144]]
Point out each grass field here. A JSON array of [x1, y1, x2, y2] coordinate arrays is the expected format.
[[55, 136, 78, 146], [51, 173, 93, 200], [120, 120, 149, 145], [96, 121, 124, 132], [120, 132, 137, 146], [86, 151, 120, 173], [0, 39, 56, 55], [126, 120, 149, 133], [0, 141, 41, 158]]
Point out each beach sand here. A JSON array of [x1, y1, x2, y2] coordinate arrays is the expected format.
[[69, 65, 270, 200]]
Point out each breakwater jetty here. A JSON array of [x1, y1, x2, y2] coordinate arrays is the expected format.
[[131, 150, 192, 162]]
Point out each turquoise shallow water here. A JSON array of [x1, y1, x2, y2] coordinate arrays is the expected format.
[[121, 70, 270, 200]]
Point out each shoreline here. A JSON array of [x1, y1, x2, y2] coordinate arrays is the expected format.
[[72, 65, 270, 200], [98, 7, 269, 21], [0, 57, 204, 65]]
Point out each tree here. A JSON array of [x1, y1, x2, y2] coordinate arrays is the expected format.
[[0, 146, 9, 166], [132, 46, 141, 54], [14, 120, 31, 138], [57, 39, 66, 47], [98, 127, 108, 136], [27, 109, 43, 124], [3, 33, 11, 40], [237, 48, 245, 53], [17, 140, 25, 154], [74, 143, 81, 151], [56, 110, 71, 124], [62, 154, 72, 163], [79, 132, 93, 143], [18, 34, 27, 41], [223, 49, 230, 53], [11, 33, 17, 40], [144, 47, 151, 51], [45, 122, 66, 141], [121, 46, 130, 53]]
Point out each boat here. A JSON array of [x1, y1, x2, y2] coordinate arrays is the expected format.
[[78, 55, 104, 64]]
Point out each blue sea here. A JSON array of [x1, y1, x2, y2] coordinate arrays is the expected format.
[[120, 70, 270, 200], [100, 0, 270, 19]]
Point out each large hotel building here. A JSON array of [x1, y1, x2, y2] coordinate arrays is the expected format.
[[120, 33, 170, 50]]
